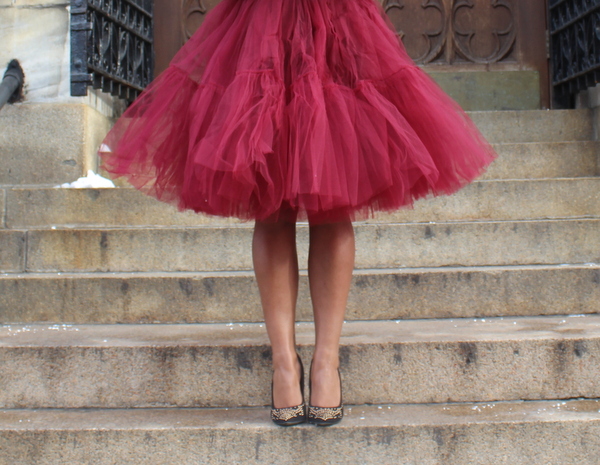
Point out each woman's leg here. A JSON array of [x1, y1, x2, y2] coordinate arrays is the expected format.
[[252, 220, 303, 409], [308, 221, 355, 407]]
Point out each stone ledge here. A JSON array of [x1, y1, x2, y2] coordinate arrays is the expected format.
[[0, 265, 598, 324], [0, 103, 112, 185], [467, 109, 592, 143], [14, 219, 600, 272], [1, 400, 599, 464], [427, 70, 541, 111], [6, 177, 599, 229], [0, 230, 24, 271], [0, 316, 600, 407]]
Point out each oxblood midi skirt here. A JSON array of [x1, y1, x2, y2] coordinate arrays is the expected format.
[[98, 0, 497, 224]]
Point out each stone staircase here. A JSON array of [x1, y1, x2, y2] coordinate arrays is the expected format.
[[1, 108, 600, 464]]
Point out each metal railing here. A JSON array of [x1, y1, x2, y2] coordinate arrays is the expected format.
[[70, 0, 154, 102], [549, 0, 600, 107]]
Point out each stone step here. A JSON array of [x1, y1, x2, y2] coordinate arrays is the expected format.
[[0, 231, 25, 272], [4, 176, 600, 229], [1, 399, 599, 464], [0, 108, 594, 187], [468, 109, 593, 144], [92, 140, 599, 192], [481, 142, 598, 180], [2, 218, 598, 273], [1, 315, 599, 408], [1, 265, 598, 324], [0, 104, 112, 186], [429, 69, 541, 111]]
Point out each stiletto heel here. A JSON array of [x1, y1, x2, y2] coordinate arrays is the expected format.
[[271, 354, 306, 426], [307, 363, 343, 426]]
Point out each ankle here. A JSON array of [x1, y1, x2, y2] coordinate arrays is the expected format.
[[271, 351, 300, 372], [308, 361, 342, 411], [310, 351, 339, 372], [271, 354, 305, 410]]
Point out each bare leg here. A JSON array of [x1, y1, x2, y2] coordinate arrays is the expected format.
[[252, 220, 303, 409], [308, 221, 355, 407]]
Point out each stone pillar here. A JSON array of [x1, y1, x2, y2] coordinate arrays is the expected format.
[[0, 0, 122, 183], [1, 0, 72, 102]]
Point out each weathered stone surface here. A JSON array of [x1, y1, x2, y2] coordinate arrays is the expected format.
[[468, 109, 593, 144], [0, 104, 112, 185], [1, 400, 599, 465], [25, 226, 253, 272], [5, 187, 241, 228], [7, 177, 600, 229], [0, 188, 5, 228], [479, 142, 598, 180], [0, 5, 70, 102], [371, 177, 600, 223], [0, 106, 592, 188], [0, 231, 25, 272], [21, 219, 600, 272], [0, 93, 596, 465], [428, 71, 541, 111], [1, 316, 599, 408], [1, 265, 599, 324], [353, 219, 600, 269], [82, 103, 114, 173]]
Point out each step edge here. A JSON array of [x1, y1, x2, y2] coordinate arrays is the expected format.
[[2, 263, 599, 279], [1, 314, 599, 348], [1, 398, 599, 431]]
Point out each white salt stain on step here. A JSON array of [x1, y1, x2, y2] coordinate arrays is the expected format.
[[56, 170, 115, 189]]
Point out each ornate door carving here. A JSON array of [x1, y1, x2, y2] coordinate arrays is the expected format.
[[452, 0, 517, 64], [383, 0, 447, 64]]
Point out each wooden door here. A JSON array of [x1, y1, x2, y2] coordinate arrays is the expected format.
[[153, 0, 550, 107], [153, 0, 223, 76], [381, 0, 550, 108]]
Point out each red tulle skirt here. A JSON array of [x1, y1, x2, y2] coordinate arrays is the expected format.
[[98, 0, 497, 224]]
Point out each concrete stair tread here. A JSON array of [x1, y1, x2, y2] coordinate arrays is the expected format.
[[3, 218, 598, 272], [2, 315, 600, 407], [2, 401, 600, 464], [1, 264, 598, 324], [6, 216, 600, 230], [4, 176, 600, 228], [0, 139, 600, 190], [2, 108, 595, 188], [484, 141, 599, 180], [3, 314, 599, 347], [1, 262, 597, 277], [2, 399, 600, 430], [467, 109, 593, 143]]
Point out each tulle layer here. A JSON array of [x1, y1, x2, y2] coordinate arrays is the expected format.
[[99, 0, 497, 223]]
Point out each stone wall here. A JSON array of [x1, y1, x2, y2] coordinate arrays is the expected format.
[[0, 0, 123, 180], [0, 0, 122, 117], [0, 0, 70, 102]]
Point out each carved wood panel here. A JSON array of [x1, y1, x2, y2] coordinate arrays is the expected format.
[[382, 0, 518, 64], [383, 0, 447, 64], [453, 0, 516, 63]]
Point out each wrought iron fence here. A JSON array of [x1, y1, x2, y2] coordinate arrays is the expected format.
[[549, 0, 600, 107], [70, 0, 154, 102]]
